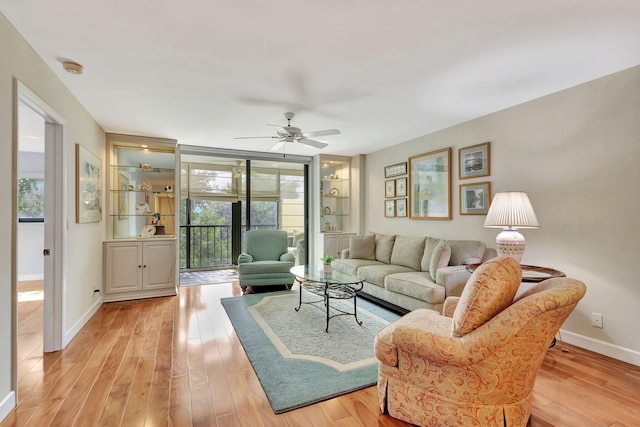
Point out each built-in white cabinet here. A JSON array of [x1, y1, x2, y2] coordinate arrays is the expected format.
[[320, 232, 355, 259], [103, 239, 177, 302], [104, 134, 179, 301]]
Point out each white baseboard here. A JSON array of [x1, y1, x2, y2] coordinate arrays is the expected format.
[[17, 274, 44, 281], [0, 391, 16, 423], [560, 329, 640, 367], [62, 296, 102, 348]]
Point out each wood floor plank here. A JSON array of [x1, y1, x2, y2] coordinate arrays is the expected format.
[[4, 280, 640, 427]]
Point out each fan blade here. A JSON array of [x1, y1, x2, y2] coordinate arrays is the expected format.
[[234, 136, 279, 139], [269, 140, 287, 151], [267, 124, 292, 135], [298, 138, 328, 149], [302, 129, 340, 138]]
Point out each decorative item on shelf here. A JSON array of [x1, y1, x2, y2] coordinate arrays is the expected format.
[[321, 255, 334, 278], [137, 162, 153, 172], [324, 221, 331, 232], [331, 224, 337, 231], [137, 224, 156, 238], [135, 202, 152, 215], [139, 182, 152, 192], [483, 191, 539, 263], [164, 184, 173, 193], [151, 213, 160, 225], [324, 206, 331, 215], [127, 185, 134, 191], [329, 187, 339, 196]]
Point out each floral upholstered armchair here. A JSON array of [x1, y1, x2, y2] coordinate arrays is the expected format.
[[374, 256, 586, 427]]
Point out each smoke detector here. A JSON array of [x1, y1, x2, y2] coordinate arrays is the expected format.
[[62, 61, 83, 75]]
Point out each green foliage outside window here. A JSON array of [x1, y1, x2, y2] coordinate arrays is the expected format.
[[18, 178, 45, 219]]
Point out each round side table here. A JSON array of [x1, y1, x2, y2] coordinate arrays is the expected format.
[[465, 263, 565, 282]]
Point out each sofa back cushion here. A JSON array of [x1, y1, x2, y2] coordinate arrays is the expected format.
[[451, 256, 522, 337], [373, 232, 396, 264], [349, 234, 376, 260], [390, 236, 426, 271], [447, 240, 486, 265]]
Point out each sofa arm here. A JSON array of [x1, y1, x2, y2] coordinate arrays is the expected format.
[[237, 253, 254, 264], [435, 265, 472, 297], [341, 248, 350, 259], [280, 252, 295, 263]]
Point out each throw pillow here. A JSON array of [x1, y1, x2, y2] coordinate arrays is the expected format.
[[421, 237, 442, 272], [451, 256, 522, 337], [390, 236, 426, 271], [447, 240, 486, 265], [373, 233, 396, 264], [349, 234, 376, 260], [429, 240, 451, 281]]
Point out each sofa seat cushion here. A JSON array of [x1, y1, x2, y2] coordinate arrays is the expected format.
[[238, 260, 294, 275], [358, 264, 415, 287], [332, 258, 383, 276], [385, 272, 446, 304]]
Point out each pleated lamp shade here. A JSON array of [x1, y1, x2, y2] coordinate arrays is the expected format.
[[484, 192, 539, 262]]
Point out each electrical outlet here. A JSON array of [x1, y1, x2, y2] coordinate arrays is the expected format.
[[591, 312, 603, 328]]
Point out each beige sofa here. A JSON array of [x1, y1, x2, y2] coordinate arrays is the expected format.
[[332, 233, 496, 313]]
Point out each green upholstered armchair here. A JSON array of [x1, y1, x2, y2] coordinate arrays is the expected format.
[[237, 230, 295, 291]]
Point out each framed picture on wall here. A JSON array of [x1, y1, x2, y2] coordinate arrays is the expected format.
[[385, 180, 396, 198], [395, 177, 407, 197], [459, 142, 490, 179], [409, 147, 452, 220], [75, 144, 102, 223], [460, 181, 491, 215], [384, 162, 407, 178], [396, 198, 407, 217], [385, 200, 396, 218]]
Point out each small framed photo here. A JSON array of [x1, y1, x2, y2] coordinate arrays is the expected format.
[[385, 200, 396, 218], [460, 181, 491, 215], [396, 198, 407, 217], [385, 180, 396, 198], [384, 162, 407, 178], [395, 177, 407, 197], [459, 142, 490, 179]]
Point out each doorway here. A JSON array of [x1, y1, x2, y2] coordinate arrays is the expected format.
[[15, 81, 65, 358]]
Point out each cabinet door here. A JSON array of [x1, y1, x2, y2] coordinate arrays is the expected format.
[[339, 234, 353, 255], [323, 234, 341, 259], [143, 240, 176, 290], [105, 242, 143, 293]]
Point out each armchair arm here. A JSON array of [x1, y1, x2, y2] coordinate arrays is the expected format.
[[280, 252, 295, 263], [388, 309, 495, 367], [442, 296, 460, 317], [237, 253, 254, 264]]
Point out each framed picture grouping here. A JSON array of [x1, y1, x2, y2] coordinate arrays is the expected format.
[[459, 141, 490, 179], [75, 144, 102, 223], [409, 147, 452, 220], [460, 181, 491, 215]]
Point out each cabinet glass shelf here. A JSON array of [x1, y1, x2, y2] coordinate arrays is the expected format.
[[111, 165, 175, 174]]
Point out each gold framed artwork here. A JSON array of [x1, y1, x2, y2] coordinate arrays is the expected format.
[[384, 162, 407, 178], [75, 144, 102, 223], [396, 198, 407, 217], [385, 180, 395, 198], [385, 200, 395, 218], [409, 147, 452, 220], [460, 181, 491, 215], [395, 177, 407, 197], [459, 141, 490, 179]]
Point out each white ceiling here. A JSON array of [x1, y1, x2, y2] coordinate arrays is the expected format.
[[3, 1, 640, 157]]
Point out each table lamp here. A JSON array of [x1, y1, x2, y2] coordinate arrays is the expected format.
[[483, 191, 539, 263]]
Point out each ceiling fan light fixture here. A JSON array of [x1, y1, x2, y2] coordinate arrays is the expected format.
[[62, 61, 83, 74]]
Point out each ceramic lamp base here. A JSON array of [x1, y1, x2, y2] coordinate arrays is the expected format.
[[495, 229, 526, 263]]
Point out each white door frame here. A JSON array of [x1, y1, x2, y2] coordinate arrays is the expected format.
[[14, 80, 66, 355]]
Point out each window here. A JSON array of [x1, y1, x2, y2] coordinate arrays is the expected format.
[[18, 177, 45, 222]]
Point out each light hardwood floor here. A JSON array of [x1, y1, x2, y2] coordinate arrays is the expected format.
[[3, 280, 640, 427]]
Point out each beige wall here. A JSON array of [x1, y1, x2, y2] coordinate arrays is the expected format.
[[365, 65, 640, 365], [1, 12, 106, 417]]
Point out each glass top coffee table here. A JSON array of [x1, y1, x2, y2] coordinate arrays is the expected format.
[[290, 265, 364, 332]]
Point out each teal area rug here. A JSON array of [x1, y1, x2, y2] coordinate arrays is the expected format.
[[221, 290, 400, 413]]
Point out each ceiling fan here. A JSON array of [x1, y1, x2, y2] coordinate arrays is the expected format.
[[234, 112, 340, 151]]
